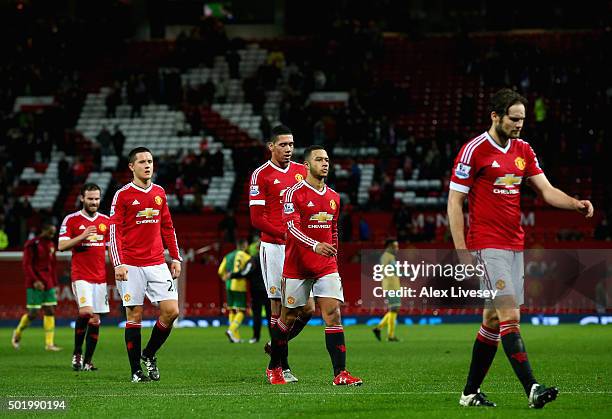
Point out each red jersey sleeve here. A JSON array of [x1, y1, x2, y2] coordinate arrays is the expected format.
[[109, 189, 126, 267], [249, 171, 284, 240], [22, 241, 39, 288], [59, 215, 72, 241], [449, 139, 483, 194], [160, 191, 182, 262], [524, 142, 544, 178], [283, 187, 319, 251]]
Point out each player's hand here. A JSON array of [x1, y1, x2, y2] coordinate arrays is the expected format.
[[79, 225, 97, 239], [114, 265, 128, 281], [222, 272, 231, 281], [575, 200, 594, 218], [456, 249, 476, 267], [315, 242, 337, 257], [170, 260, 181, 279], [32, 280, 45, 291]]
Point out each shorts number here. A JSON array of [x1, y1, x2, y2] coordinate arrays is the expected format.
[[167, 280, 174, 292]]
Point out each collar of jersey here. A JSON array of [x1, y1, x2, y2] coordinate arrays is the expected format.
[[302, 180, 327, 195], [268, 160, 292, 173], [79, 210, 99, 222], [484, 131, 511, 154], [130, 182, 154, 193]]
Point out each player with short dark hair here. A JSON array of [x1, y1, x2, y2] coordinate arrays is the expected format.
[[372, 238, 401, 342], [12, 223, 61, 351], [249, 125, 315, 382], [59, 182, 109, 371], [448, 88, 593, 408], [266, 145, 362, 386], [110, 147, 183, 382]]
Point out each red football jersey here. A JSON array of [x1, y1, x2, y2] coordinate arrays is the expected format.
[[109, 183, 182, 267], [282, 180, 339, 279], [59, 210, 109, 284], [450, 131, 544, 250], [249, 160, 307, 245], [23, 236, 57, 289]]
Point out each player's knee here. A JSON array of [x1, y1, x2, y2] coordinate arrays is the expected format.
[[496, 308, 520, 324], [300, 303, 315, 318], [27, 310, 38, 320], [322, 306, 341, 326], [126, 307, 143, 323], [79, 307, 94, 317], [163, 306, 180, 321], [42, 306, 54, 316]]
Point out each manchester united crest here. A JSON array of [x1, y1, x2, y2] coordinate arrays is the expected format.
[[495, 279, 506, 290], [154, 196, 163, 206], [295, 174, 304, 182], [124, 294, 131, 302], [98, 223, 107, 232], [287, 296, 296, 305], [330, 200, 337, 210], [79, 296, 87, 304], [269, 286, 277, 294], [515, 157, 526, 171]]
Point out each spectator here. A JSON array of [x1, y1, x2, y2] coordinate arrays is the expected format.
[[112, 125, 126, 157], [71, 157, 87, 183], [226, 49, 241, 79], [58, 154, 71, 186], [96, 126, 113, 155], [105, 85, 120, 118]]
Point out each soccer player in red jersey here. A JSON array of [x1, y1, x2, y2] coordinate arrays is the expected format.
[[266, 145, 362, 386], [110, 147, 182, 382], [249, 125, 314, 382], [448, 89, 593, 408], [12, 223, 61, 351], [58, 183, 110, 371]]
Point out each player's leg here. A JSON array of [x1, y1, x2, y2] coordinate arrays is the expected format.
[[250, 293, 263, 343], [228, 293, 247, 341], [288, 296, 314, 341], [42, 288, 60, 351], [125, 305, 148, 381], [82, 314, 100, 370], [72, 281, 93, 369], [460, 307, 499, 407], [266, 277, 309, 384], [82, 282, 109, 370], [260, 242, 296, 372], [116, 265, 149, 381], [141, 264, 179, 381], [12, 288, 41, 349], [315, 273, 362, 385], [387, 306, 400, 341], [372, 310, 389, 341], [142, 299, 178, 366], [225, 291, 240, 342], [497, 251, 557, 408]]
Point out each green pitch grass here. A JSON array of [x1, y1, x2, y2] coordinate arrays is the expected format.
[[1, 324, 611, 418]]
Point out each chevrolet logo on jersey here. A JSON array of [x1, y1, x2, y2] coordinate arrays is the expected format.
[[494, 174, 522, 188], [136, 208, 160, 224], [86, 234, 104, 242], [309, 212, 333, 223], [137, 208, 160, 218]]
